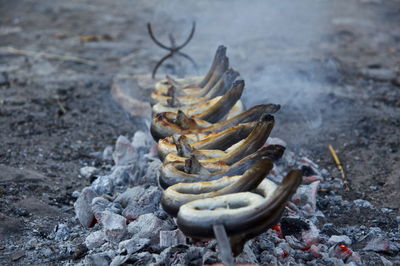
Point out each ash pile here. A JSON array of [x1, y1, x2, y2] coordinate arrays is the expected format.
[[66, 47, 399, 265]]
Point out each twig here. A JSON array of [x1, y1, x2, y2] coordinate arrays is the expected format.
[[56, 99, 67, 114], [0, 46, 96, 66], [328, 145, 350, 191]]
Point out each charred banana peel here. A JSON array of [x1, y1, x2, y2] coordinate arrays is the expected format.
[[149, 46, 303, 257]]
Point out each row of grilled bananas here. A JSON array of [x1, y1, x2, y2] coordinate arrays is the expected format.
[[149, 46, 302, 255]]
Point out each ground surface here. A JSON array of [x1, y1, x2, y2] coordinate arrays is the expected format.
[[0, 0, 399, 265]]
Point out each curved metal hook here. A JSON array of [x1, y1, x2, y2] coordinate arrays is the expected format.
[[147, 23, 172, 51], [147, 21, 197, 79], [176, 21, 196, 51]]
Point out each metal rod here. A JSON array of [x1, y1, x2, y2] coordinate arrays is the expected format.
[[213, 224, 234, 266]]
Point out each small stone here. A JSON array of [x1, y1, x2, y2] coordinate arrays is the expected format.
[[328, 235, 352, 245], [84, 251, 116, 266], [41, 247, 52, 257], [292, 181, 320, 213], [91, 176, 114, 195], [118, 238, 150, 255], [353, 199, 373, 208], [101, 211, 127, 243], [103, 145, 113, 161], [85, 230, 106, 250], [80, 166, 98, 178], [11, 250, 25, 261], [301, 221, 319, 248], [127, 213, 173, 244], [142, 159, 162, 184], [132, 130, 153, 148], [273, 246, 286, 259], [91, 197, 121, 221], [115, 186, 146, 208], [72, 243, 89, 260], [113, 136, 137, 166], [74, 187, 98, 228], [380, 255, 394, 266], [121, 186, 161, 220], [159, 229, 187, 248], [53, 223, 70, 241], [363, 236, 399, 255]]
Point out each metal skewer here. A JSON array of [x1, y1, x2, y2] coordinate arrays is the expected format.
[[213, 224, 235, 266]]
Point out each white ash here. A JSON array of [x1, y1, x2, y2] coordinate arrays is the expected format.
[[63, 132, 400, 265]]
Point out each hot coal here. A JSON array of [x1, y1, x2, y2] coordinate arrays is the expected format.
[[65, 131, 400, 265]]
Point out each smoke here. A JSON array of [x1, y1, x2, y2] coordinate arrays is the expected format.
[[144, 0, 342, 133]]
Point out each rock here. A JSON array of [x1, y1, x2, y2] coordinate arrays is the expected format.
[[74, 187, 98, 228], [110, 238, 150, 266], [91, 197, 121, 221], [113, 136, 137, 166], [301, 221, 320, 248], [11, 250, 25, 261], [259, 251, 278, 265], [118, 237, 150, 255], [159, 229, 187, 248], [91, 176, 114, 195], [281, 217, 310, 237], [100, 211, 127, 243], [84, 251, 116, 266], [115, 186, 146, 208], [121, 186, 161, 220], [85, 230, 106, 250], [273, 246, 286, 259], [102, 145, 113, 161], [80, 166, 99, 178], [329, 244, 361, 264], [328, 235, 352, 245], [363, 236, 399, 255], [353, 199, 373, 208], [380, 255, 394, 266], [108, 165, 134, 186], [127, 213, 173, 244], [142, 159, 162, 184], [292, 181, 320, 214], [53, 223, 70, 241], [156, 246, 194, 265], [132, 130, 153, 148]]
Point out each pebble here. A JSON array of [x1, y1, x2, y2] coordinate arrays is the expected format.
[[74, 187, 98, 228], [127, 213, 173, 243], [53, 223, 70, 241], [119, 238, 150, 255], [84, 250, 116, 266], [131, 130, 153, 148], [328, 235, 352, 245], [363, 236, 399, 255], [102, 145, 113, 161], [353, 199, 373, 208], [85, 230, 106, 250], [80, 166, 98, 178], [91, 175, 114, 195], [113, 136, 137, 166], [101, 211, 127, 243], [159, 229, 187, 248]]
